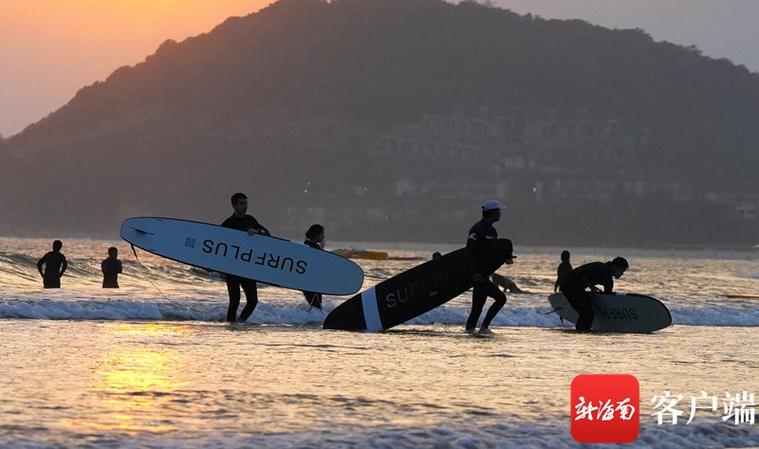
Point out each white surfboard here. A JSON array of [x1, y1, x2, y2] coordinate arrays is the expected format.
[[120, 217, 364, 295], [548, 292, 671, 333]]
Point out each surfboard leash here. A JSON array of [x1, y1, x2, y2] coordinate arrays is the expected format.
[[544, 307, 565, 327], [129, 244, 170, 300]]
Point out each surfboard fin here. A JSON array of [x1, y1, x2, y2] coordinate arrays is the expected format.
[[130, 227, 155, 235]]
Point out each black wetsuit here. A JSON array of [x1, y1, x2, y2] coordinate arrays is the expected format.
[[301, 239, 322, 309], [555, 261, 572, 292], [559, 262, 614, 331], [221, 215, 269, 235], [465, 220, 507, 331], [37, 251, 67, 288], [221, 214, 269, 322], [101, 258, 122, 288]]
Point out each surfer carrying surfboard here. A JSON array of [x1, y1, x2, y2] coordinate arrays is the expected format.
[[220, 193, 271, 322], [558, 257, 629, 331], [464, 200, 512, 336]]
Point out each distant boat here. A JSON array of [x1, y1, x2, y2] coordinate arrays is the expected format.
[[334, 248, 389, 260]]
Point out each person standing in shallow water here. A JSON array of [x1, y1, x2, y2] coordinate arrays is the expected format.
[[221, 192, 270, 323], [37, 240, 67, 288], [302, 224, 325, 309], [559, 257, 629, 332], [464, 200, 512, 336], [554, 250, 572, 292], [101, 247, 122, 288]]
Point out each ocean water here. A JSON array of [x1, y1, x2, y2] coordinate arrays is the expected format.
[[1, 237, 758, 448]]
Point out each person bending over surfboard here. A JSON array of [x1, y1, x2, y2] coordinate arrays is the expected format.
[[37, 240, 68, 289], [302, 224, 325, 309], [465, 200, 513, 336], [559, 257, 629, 331], [221, 192, 270, 322]]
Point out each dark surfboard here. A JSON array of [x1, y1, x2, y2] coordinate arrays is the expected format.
[[324, 239, 513, 331], [548, 292, 672, 333]]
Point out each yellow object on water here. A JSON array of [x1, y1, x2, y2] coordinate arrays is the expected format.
[[334, 249, 389, 260]]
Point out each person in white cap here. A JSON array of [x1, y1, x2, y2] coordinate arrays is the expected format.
[[464, 200, 511, 335]]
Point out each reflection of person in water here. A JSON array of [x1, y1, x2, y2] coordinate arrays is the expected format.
[[302, 224, 325, 309], [554, 250, 572, 292], [37, 240, 68, 288], [101, 247, 122, 288]]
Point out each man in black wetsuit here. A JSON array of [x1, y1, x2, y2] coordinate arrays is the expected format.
[[554, 250, 572, 292], [302, 224, 325, 309], [465, 200, 512, 336], [221, 192, 270, 322], [101, 247, 122, 288], [559, 257, 629, 331], [37, 240, 68, 288]]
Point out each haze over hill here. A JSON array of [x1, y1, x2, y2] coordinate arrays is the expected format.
[[1, 0, 758, 246]]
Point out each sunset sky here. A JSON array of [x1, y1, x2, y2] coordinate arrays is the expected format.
[[1, 0, 758, 137], [0, 0, 271, 137]]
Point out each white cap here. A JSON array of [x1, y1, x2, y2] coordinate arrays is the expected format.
[[481, 200, 506, 212]]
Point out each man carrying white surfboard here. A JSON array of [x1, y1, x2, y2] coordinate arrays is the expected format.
[[464, 200, 512, 336], [558, 257, 629, 331], [221, 192, 270, 322]]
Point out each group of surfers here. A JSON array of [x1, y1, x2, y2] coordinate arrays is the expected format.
[[35, 192, 629, 333]]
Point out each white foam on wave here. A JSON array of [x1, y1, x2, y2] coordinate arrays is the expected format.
[[1, 419, 756, 449], [0, 298, 329, 323], [413, 303, 759, 328], [1, 296, 757, 327]]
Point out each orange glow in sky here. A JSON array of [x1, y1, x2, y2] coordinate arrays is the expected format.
[[0, 0, 272, 136]]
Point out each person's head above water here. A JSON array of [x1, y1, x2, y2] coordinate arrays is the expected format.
[[561, 250, 570, 262], [108, 247, 118, 258], [52, 240, 63, 252], [432, 251, 442, 259], [230, 192, 248, 216], [306, 224, 325, 242], [481, 199, 505, 223], [609, 256, 629, 278]]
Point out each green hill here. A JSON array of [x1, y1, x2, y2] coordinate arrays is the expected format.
[[1, 0, 757, 245]]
